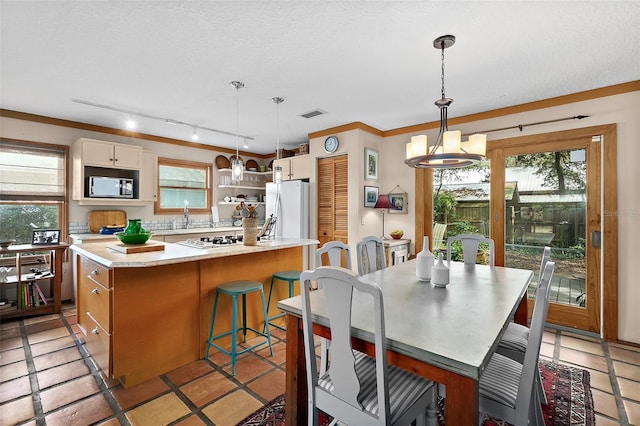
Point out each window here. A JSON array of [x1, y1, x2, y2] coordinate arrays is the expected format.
[[157, 158, 211, 214], [0, 139, 68, 244]]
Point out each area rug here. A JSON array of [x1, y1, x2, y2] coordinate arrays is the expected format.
[[237, 360, 595, 425]]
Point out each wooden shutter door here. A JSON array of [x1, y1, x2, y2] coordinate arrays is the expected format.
[[317, 155, 348, 247]]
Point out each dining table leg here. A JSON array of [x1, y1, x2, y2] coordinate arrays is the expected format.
[[285, 313, 306, 425], [443, 373, 479, 425], [514, 292, 528, 325]]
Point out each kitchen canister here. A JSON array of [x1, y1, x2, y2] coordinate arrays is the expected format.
[[432, 253, 450, 288], [416, 236, 435, 282], [243, 217, 258, 246]]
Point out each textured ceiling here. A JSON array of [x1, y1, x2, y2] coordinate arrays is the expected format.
[[1, 1, 639, 154]]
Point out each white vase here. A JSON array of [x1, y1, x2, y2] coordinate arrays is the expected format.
[[416, 236, 435, 282], [432, 253, 450, 288]]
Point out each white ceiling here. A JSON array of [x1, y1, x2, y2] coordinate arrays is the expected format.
[[2, 1, 639, 154]]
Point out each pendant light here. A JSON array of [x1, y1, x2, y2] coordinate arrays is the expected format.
[[405, 35, 486, 169], [230, 81, 244, 183], [272, 97, 284, 184]]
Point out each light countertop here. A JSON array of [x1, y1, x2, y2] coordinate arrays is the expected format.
[[71, 238, 319, 268]]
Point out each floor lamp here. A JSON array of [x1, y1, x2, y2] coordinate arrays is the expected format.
[[374, 194, 395, 240]]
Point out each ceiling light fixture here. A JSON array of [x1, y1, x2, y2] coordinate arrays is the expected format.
[[272, 97, 284, 184], [71, 98, 254, 142], [230, 81, 245, 183], [243, 137, 249, 149], [191, 127, 199, 141], [125, 118, 136, 130], [405, 35, 486, 169]]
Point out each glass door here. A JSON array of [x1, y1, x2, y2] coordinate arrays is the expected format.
[[489, 134, 601, 333]]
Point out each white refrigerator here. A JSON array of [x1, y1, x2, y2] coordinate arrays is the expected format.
[[265, 180, 310, 239]]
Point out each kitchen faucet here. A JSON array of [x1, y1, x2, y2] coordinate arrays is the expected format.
[[184, 205, 190, 229]]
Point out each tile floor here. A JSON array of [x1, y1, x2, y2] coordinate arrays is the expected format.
[[1, 303, 639, 425]]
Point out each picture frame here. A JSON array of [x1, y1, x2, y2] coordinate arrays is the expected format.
[[388, 192, 408, 214], [364, 148, 379, 180], [364, 185, 379, 208], [32, 229, 60, 245]]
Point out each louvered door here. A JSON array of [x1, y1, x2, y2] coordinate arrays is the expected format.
[[317, 155, 348, 247]]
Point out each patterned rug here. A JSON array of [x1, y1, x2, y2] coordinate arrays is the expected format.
[[237, 360, 595, 425]]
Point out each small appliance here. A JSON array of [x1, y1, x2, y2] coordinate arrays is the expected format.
[[89, 176, 134, 198]]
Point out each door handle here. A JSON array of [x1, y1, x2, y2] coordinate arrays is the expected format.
[[591, 230, 601, 248]]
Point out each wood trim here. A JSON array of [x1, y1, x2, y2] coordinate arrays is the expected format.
[[308, 122, 384, 140], [384, 81, 640, 137], [601, 125, 618, 341], [414, 168, 432, 253], [0, 109, 273, 159]]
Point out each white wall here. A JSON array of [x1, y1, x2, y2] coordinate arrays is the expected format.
[[380, 91, 640, 344]]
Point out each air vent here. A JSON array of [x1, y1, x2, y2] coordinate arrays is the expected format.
[[299, 109, 326, 119]]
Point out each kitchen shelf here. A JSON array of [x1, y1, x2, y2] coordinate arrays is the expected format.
[[218, 185, 266, 190], [0, 243, 68, 319], [218, 201, 265, 205]]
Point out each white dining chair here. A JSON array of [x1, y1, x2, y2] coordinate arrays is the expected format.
[[316, 241, 352, 270], [446, 233, 495, 267], [315, 241, 352, 375], [497, 246, 552, 404], [479, 261, 555, 425], [300, 266, 435, 426], [356, 236, 387, 275]]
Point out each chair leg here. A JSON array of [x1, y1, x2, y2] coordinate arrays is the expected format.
[[537, 366, 548, 405], [264, 277, 277, 333], [241, 294, 248, 343], [205, 291, 220, 359], [259, 288, 274, 356], [231, 294, 238, 376]]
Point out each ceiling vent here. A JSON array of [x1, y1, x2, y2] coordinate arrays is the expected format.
[[299, 109, 326, 119]]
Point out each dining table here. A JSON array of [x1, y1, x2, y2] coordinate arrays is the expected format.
[[277, 258, 533, 425]]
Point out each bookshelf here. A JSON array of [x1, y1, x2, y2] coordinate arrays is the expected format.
[[0, 243, 68, 319]]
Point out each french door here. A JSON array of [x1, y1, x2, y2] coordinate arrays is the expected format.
[[487, 125, 617, 336]]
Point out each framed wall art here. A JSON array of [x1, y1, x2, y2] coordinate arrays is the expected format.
[[32, 229, 60, 245], [364, 185, 379, 207], [388, 192, 408, 214], [364, 148, 379, 180]]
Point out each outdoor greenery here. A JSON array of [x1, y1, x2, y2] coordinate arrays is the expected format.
[[0, 205, 59, 245]]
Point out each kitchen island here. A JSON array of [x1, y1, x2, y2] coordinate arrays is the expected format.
[[71, 238, 317, 388]]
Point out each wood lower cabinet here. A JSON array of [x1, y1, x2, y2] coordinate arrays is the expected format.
[[77, 256, 112, 373], [74, 244, 304, 388]]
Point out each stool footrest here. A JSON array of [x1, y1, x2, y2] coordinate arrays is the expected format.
[[209, 328, 269, 356]]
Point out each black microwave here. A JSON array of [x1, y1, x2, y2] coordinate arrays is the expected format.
[[89, 176, 134, 198]]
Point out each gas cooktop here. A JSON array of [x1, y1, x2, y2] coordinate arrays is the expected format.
[[175, 235, 242, 249]]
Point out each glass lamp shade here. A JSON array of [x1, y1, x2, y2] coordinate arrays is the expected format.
[[274, 165, 283, 184], [231, 158, 244, 183]]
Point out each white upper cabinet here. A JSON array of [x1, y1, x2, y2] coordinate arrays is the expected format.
[[80, 138, 142, 170], [274, 155, 310, 181]]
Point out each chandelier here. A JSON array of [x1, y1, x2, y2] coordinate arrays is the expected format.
[[405, 35, 486, 169]]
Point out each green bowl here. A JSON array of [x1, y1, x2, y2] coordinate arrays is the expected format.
[[114, 232, 153, 245]]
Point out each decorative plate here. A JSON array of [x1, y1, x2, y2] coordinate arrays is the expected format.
[[268, 159, 274, 170], [215, 155, 230, 169]]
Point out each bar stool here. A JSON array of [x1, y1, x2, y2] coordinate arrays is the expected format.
[[205, 280, 273, 376], [265, 270, 300, 331]]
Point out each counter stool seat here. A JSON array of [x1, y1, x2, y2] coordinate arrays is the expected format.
[[205, 280, 273, 376], [265, 270, 301, 332]]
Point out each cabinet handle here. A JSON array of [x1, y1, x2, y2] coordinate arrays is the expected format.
[[91, 327, 99, 335], [91, 287, 100, 295], [91, 269, 99, 276]]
